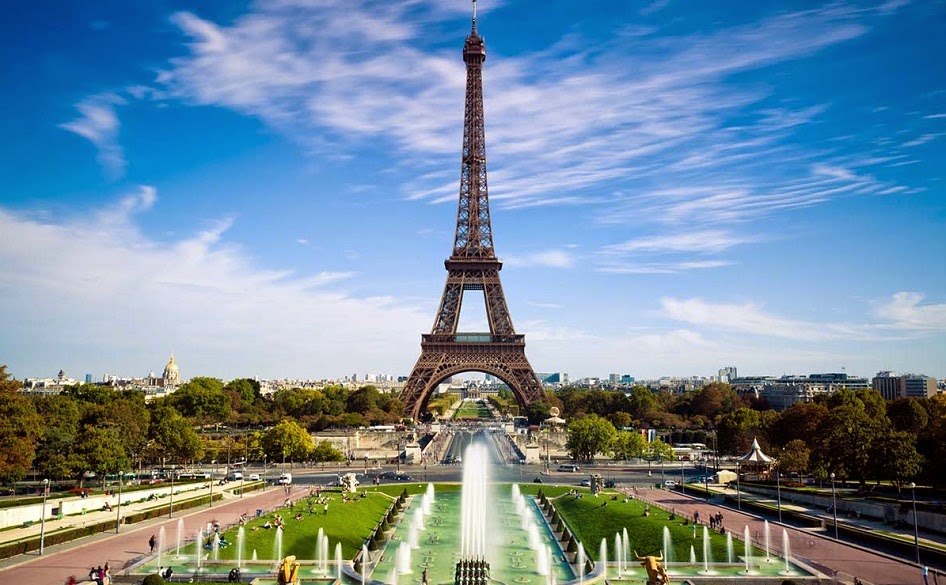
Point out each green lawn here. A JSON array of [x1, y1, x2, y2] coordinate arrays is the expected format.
[[547, 490, 754, 562], [186, 484, 463, 561]]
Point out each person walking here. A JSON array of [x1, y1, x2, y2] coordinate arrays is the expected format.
[[149, 534, 157, 554]]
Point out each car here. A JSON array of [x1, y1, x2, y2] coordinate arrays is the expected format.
[[579, 479, 591, 487], [533, 477, 543, 484], [248, 474, 261, 481], [394, 474, 413, 481], [604, 480, 616, 488], [663, 480, 677, 487], [377, 471, 397, 480]]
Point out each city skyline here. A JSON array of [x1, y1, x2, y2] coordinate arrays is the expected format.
[[2, 1, 945, 380]]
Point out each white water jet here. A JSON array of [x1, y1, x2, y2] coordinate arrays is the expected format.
[[622, 528, 630, 574], [386, 568, 398, 585], [396, 542, 412, 575], [521, 512, 531, 531], [726, 532, 733, 564], [361, 544, 368, 585], [460, 443, 489, 561], [662, 526, 674, 564], [212, 533, 221, 562], [426, 482, 436, 504], [423, 493, 433, 517], [195, 528, 203, 571], [528, 523, 541, 550], [577, 543, 586, 585], [253, 549, 258, 561], [536, 544, 550, 576], [414, 508, 425, 532], [702, 526, 712, 573], [782, 529, 793, 574], [157, 526, 166, 568], [316, 528, 326, 571], [336, 543, 343, 583], [237, 526, 245, 569], [743, 525, 752, 573], [322, 534, 330, 573], [274, 526, 283, 562], [764, 520, 771, 562], [614, 533, 623, 576], [175, 518, 184, 557], [409, 523, 420, 549], [689, 545, 696, 564], [599, 538, 608, 582]]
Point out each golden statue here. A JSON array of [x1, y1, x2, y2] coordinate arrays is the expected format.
[[634, 550, 670, 585], [277, 555, 301, 585]]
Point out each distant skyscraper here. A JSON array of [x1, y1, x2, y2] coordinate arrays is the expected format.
[[718, 366, 737, 383], [873, 371, 936, 399], [85, 373, 92, 384]]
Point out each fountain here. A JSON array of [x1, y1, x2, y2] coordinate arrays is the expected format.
[[274, 526, 283, 564], [176, 518, 185, 558], [727, 532, 734, 564], [598, 539, 607, 582], [744, 525, 753, 574], [157, 526, 166, 569], [701, 526, 713, 574], [764, 520, 771, 563], [336, 543, 343, 583], [237, 526, 245, 569], [782, 529, 793, 575], [396, 542, 412, 575]]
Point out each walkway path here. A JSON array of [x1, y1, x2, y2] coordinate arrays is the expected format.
[[636, 486, 939, 585], [0, 484, 294, 584]]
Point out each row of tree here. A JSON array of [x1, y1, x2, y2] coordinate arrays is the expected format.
[[551, 383, 942, 488], [0, 366, 370, 484]]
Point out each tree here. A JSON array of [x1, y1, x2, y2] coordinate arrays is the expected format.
[[611, 430, 646, 461], [565, 414, 616, 461], [261, 420, 314, 463], [776, 440, 810, 475], [150, 407, 203, 464], [887, 398, 929, 435], [0, 391, 41, 483], [716, 408, 764, 455], [644, 438, 675, 461], [0, 365, 20, 393], [872, 430, 924, 490], [74, 426, 129, 486], [224, 378, 260, 405], [347, 386, 382, 414], [810, 404, 883, 484], [167, 377, 231, 427], [312, 440, 346, 463]]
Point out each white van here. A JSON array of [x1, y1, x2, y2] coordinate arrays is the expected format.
[[557, 464, 580, 472], [227, 471, 244, 481], [278, 472, 293, 485]]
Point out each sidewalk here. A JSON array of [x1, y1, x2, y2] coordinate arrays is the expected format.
[[634, 484, 942, 585], [0, 483, 291, 585], [0, 480, 244, 557]]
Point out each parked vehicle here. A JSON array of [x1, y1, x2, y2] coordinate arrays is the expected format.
[[248, 474, 261, 481], [557, 464, 580, 472], [277, 473, 292, 485]]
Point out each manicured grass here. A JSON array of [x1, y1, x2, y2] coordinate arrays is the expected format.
[[453, 402, 492, 419], [193, 484, 462, 561], [550, 491, 751, 562]]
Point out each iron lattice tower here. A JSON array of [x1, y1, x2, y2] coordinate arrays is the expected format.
[[400, 2, 544, 421]]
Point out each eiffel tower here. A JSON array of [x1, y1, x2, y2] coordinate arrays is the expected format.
[[400, 1, 544, 421]]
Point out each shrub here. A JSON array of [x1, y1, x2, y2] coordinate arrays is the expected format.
[[142, 574, 165, 585]]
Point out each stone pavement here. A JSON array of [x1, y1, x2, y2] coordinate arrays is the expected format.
[[633, 485, 943, 585], [0, 482, 294, 584]]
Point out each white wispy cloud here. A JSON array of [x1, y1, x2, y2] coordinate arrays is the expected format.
[[152, 0, 901, 226], [660, 297, 866, 341], [59, 93, 127, 178], [503, 250, 575, 268], [0, 191, 430, 378], [876, 292, 946, 331], [599, 260, 733, 275], [601, 230, 755, 255]]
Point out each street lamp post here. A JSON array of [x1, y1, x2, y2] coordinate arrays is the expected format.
[[169, 471, 174, 518], [209, 463, 214, 508], [830, 472, 838, 539], [39, 479, 49, 555], [910, 482, 920, 564], [680, 459, 685, 494], [775, 469, 782, 524], [736, 463, 741, 510], [115, 471, 123, 533]]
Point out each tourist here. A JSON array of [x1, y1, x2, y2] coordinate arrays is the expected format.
[[149, 534, 156, 554]]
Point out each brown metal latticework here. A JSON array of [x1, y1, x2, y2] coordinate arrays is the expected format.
[[400, 6, 544, 421]]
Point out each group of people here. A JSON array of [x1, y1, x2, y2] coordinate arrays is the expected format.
[[86, 563, 111, 585]]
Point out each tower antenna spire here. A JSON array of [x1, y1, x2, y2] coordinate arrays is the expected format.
[[472, 0, 477, 32]]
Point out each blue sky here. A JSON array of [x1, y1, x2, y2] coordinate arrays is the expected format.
[[1, 0, 945, 382]]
